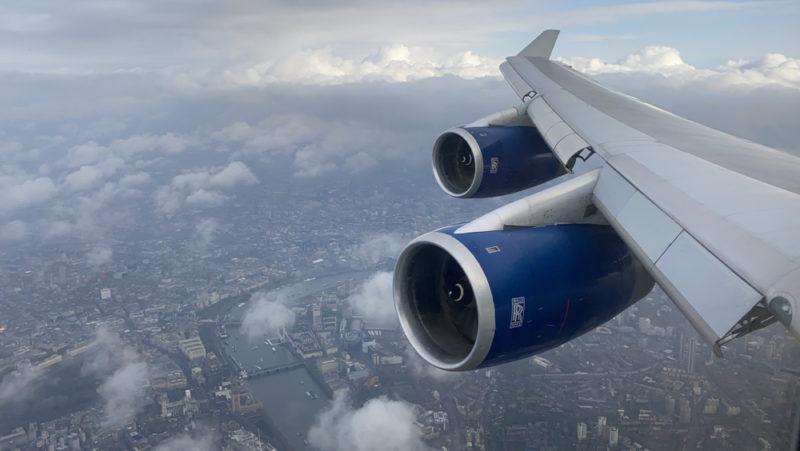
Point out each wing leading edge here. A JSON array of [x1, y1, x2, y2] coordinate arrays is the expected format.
[[501, 30, 800, 352]]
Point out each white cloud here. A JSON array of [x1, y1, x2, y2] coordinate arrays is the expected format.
[[208, 161, 259, 187], [83, 328, 128, 375], [342, 151, 378, 174], [211, 117, 316, 157], [308, 390, 428, 451], [0, 140, 23, 155], [65, 133, 190, 171], [154, 161, 257, 212], [352, 233, 406, 266], [43, 220, 74, 238], [0, 0, 776, 77], [186, 189, 229, 206], [86, 245, 112, 267], [172, 161, 257, 190], [109, 132, 189, 158], [209, 113, 427, 178], [241, 289, 296, 340], [348, 272, 397, 328], [224, 45, 501, 87], [558, 46, 697, 77], [290, 119, 408, 177], [64, 165, 105, 192], [171, 171, 212, 191], [84, 327, 150, 428], [119, 172, 151, 187], [49, 180, 141, 239], [98, 360, 149, 428], [67, 141, 110, 168], [550, 48, 800, 155], [720, 53, 800, 89], [620, 46, 692, 71], [64, 157, 124, 192], [0, 176, 57, 214], [192, 218, 219, 252], [558, 48, 800, 90], [0, 366, 41, 403], [154, 185, 184, 214], [402, 345, 459, 382]]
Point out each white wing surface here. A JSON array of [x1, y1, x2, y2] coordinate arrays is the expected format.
[[501, 31, 800, 352]]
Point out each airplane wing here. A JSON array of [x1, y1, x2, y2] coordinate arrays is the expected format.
[[500, 30, 800, 352]]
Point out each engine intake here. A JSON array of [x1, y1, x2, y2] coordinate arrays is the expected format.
[[433, 126, 565, 198], [394, 224, 654, 371]]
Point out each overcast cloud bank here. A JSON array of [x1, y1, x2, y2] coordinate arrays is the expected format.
[[0, 16, 795, 262]]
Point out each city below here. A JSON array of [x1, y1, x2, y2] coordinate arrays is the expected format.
[[0, 168, 798, 451]]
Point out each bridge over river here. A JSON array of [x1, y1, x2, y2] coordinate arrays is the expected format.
[[245, 361, 305, 379]]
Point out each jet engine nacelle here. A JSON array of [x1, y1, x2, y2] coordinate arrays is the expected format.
[[394, 224, 654, 371], [432, 126, 565, 198]]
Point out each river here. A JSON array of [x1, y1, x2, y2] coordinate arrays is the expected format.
[[222, 270, 372, 450]]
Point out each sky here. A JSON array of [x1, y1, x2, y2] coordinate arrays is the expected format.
[[2, 1, 798, 73], [1, 0, 798, 253]]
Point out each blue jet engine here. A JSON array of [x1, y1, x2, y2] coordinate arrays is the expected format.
[[432, 126, 565, 198], [394, 224, 654, 371]]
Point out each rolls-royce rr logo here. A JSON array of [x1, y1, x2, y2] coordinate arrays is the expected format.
[[490, 157, 499, 174], [510, 297, 525, 328]]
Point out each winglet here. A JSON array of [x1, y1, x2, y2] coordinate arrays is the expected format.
[[518, 29, 560, 59]]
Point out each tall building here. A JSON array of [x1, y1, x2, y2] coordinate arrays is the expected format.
[[597, 416, 607, 437], [679, 399, 692, 424], [688, 338, 697, 373], [232, 387, 241, 414], [577, 422, 587, 441], [318, 358, 339, 379], [609, 427, 619, 446], [665, 394, 676, 418], [312, 305, 322, 331]]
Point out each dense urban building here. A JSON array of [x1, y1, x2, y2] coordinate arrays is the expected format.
[[0, 163, 797, 450]]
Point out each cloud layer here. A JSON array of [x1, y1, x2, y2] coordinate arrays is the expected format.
[[155, 161, 259, 213], [0, 19, 796, 265]]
